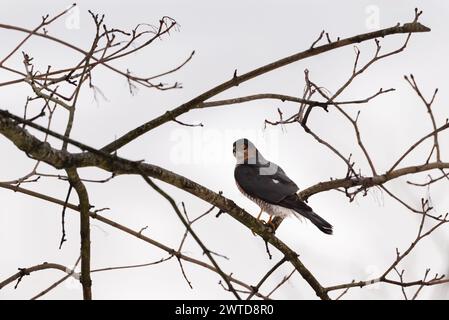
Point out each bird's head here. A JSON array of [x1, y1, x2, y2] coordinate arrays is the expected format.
[[233, 138, 265, 165]]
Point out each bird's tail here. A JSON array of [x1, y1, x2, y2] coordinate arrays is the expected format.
[[292, 208, 333, 235]]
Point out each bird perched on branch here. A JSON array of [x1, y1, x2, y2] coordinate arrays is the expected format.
[[233, 138, 333, 234]]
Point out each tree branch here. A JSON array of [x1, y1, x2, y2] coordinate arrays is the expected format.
[[0, 181, 269, 299], [0, 110, 330, 299], [0, 262, 76, 290], [100, 19, 430, 153], [66, 168, 92, 300]]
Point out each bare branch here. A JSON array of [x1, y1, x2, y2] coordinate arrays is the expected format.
[[66, 168, 92, 300], [0, 262, 77, 290], [100, 19, 430, 153]]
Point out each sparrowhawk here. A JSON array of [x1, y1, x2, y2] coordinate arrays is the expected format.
[[233, 138, 333, 234]]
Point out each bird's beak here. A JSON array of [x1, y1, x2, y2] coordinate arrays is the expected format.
[[243, 148, 249, 162]]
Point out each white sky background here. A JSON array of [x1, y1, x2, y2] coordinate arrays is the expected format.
[[1, 0, 449, 299]]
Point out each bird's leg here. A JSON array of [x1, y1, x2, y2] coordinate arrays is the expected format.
[[252, 208, 264, 236], [266, 215, 276, 232], [256, 209, 263, 221]]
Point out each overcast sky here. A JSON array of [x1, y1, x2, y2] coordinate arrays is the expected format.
[[1, 0, 449, 299]]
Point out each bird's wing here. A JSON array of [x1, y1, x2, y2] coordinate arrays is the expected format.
[[279, 194, 333, 234], [234, 163, 299, 204], [278, 193, 313, 212]]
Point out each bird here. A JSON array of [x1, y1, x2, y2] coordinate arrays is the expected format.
[[232, 138, 333, 234]]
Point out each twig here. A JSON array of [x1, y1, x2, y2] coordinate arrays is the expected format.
[[267, 268, 296, 298], [0, 181, 267, 299], [59, 185, 72, 249], [100, 18, 430, 153], [31, 256, 81, 300], [324, 207, 449, 294], [247, 257, 287, 300], [335, 281, 353, 300], [0, 262, 77, 290], [405, 75, 441, 162], [140, 175, 241, 300]]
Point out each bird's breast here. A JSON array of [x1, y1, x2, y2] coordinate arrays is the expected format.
[[235, 180, 294, 218]]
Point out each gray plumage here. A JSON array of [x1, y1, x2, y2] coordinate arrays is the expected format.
[[233, 138, 333, 235]]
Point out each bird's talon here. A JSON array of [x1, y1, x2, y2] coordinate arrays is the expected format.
[[252, 217, 267, 236], [261, 220, 275, 233]]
